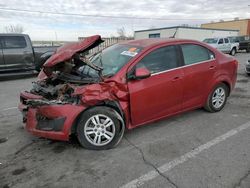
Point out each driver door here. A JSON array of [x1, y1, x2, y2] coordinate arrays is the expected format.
[[127, 45, 184, 126]]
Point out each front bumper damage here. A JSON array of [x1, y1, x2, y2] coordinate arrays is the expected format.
[[18, 35, 130, 141], [19, 91, 86, 141]]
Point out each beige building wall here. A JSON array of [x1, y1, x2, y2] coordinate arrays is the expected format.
[[201, 19, 250, 36], [176, 28, 238, 41]]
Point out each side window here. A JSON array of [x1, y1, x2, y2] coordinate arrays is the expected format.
[[136, 45, 178, 74], [181, 44, 213, 65], [218, 38, 224, 44], [2, 36, 27, 49], [149, 33, 160, 38], [224, 38, 229, 43]]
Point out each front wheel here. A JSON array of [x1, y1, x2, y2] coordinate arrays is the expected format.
[[230, 48, 236, 56], [204, 83, 229, 113], [76, 106, 125, 150]]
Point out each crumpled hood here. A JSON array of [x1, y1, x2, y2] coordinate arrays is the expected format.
[[43, 35, 104, 68]]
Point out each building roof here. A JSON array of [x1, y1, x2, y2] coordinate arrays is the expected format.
[[134, 26, 239, 33], [202, 18, 250, 25]]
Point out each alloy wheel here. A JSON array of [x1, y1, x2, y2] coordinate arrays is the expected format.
[[212, 87, 226, 109], [84, 114, 115, 146]]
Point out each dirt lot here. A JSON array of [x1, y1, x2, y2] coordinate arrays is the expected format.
[[0, 53, 250, 188]]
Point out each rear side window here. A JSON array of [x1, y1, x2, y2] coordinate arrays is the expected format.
[[181, 44, 213, 65], [224, 38, 229, 43], [137, 45, 179, 74], [2, 36, 27, 48]]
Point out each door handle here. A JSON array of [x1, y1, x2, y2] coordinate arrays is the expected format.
[[172, 76, 181, 82], [209, 65, 216, 70]]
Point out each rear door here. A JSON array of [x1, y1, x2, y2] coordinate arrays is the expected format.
[[2, 36, 34, 71], [224, 38, 231, 53], [180, 44, 217, 110], [0, 37, 5, 71], [217, 38, 226, 52], [128, 45, 184, 126]]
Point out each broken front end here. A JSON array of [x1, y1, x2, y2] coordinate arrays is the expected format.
[[19, 35, 105, 141], [18, 35, 130, 142]]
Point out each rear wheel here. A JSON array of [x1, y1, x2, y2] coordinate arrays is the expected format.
[[204, 83, 228, 112], [76, 106, 125, 150]]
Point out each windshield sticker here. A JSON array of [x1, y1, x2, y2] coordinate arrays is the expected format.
[[128, 47, 137, 52], [121, 51, 138, 57]]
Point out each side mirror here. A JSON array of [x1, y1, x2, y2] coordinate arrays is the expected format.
[[134, 67, 151, 80]]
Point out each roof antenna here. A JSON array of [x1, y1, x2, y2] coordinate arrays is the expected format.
[[170, 28, 178, 38]]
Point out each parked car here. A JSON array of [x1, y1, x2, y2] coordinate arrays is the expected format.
[[246, 59, 250, 76], [19, 35, 238, 150], [239, 36, 250, 53], [203, 37, 238, 56], [0, 33, 58, 78]]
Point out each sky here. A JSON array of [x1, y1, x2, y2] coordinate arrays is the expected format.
[[0, 0, 249, 41]]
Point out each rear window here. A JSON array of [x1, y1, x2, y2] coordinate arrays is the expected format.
[[181, 44, 214, 65], [2, 36, 27, 48]]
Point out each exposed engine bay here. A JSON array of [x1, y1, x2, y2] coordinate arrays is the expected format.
[[28, 53, 104, 105], [23, 35, 128, 108]]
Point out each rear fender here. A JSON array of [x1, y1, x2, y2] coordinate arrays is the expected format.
[[205, 74, 232, 102]]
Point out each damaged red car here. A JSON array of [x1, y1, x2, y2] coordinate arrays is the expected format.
[[19, 35, 238, 150]]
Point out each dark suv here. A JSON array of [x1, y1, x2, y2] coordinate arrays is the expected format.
[[0, 34, 57, 78]]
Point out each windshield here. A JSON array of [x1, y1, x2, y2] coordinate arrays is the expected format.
[[203, 38, 218, 44], [78, 44, 142, 78]]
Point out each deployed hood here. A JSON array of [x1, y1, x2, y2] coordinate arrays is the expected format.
[[43, 35, 104, 68]]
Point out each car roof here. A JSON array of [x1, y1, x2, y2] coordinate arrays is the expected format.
[[0, 33, 29, 37], [120, 38, 200, 48]]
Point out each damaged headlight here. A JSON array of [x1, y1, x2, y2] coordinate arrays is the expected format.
[[26, 99, 68, 107], [26, 96, 81, 107]]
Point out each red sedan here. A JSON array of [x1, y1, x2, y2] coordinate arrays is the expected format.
[[19, 35, 238, 150]]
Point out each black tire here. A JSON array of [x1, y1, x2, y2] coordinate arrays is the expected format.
[[76, 106, 125, 150], [204, 83, 229, 113], [230, 48, 236, 56], [247, 73, 250, 76]]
